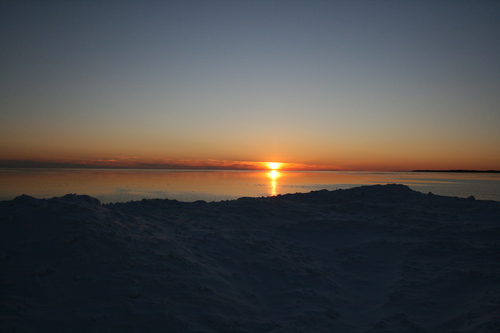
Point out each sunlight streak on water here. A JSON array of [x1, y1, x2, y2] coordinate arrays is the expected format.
[[267, 170, 281, 196]]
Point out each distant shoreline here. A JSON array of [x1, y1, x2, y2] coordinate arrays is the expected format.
[[412, 169, 500, 173]]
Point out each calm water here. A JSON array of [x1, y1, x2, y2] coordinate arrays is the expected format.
[[1, 168, 499, 203]]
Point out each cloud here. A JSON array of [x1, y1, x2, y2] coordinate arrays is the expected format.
[[0, 158, 341, 171]]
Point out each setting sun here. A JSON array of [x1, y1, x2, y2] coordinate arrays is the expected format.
[[267, 162, 281, 170]]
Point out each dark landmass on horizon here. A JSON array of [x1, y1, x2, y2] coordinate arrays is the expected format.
[[413, 169, 500, 173]]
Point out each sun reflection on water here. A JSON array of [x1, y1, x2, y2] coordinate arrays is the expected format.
[[267, 170, 281, 196]]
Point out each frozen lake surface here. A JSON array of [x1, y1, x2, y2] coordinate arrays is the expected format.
[[1, 184, 499, 332]]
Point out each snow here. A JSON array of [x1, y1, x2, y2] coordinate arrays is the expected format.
[[1, 184, 499, 332]]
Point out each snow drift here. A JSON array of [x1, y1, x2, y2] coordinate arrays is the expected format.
[[1, 184, 499, 332]]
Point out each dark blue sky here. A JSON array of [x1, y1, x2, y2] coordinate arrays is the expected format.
[[1, 0, 499, 170]]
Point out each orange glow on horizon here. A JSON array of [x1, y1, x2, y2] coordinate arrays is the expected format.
[[1, 155, 497, 172]]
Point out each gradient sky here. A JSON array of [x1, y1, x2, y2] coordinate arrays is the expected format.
[[1, 0, 499, 170]]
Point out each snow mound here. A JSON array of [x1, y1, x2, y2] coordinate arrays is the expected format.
[[1, 184, 499, 332]]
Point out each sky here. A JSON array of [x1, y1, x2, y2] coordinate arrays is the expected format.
[[1, 0, 499, 171]]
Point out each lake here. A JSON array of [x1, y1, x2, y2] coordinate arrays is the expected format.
[[1, 168, 499, 203]]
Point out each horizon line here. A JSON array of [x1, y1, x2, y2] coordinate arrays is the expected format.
[[0, 160, 346, 172], [0, 159, 498, 173], [0, 158, 392, 172]]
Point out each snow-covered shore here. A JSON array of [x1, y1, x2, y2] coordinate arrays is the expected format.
[[1, 184, 499, 332]]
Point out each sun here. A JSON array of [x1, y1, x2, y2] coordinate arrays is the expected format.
[[267, 162, 281, 170]]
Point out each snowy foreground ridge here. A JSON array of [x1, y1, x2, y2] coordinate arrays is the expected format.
[[1, 184, 499, 332]]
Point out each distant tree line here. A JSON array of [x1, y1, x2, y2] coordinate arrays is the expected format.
[[412, 170, 499, 173]]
